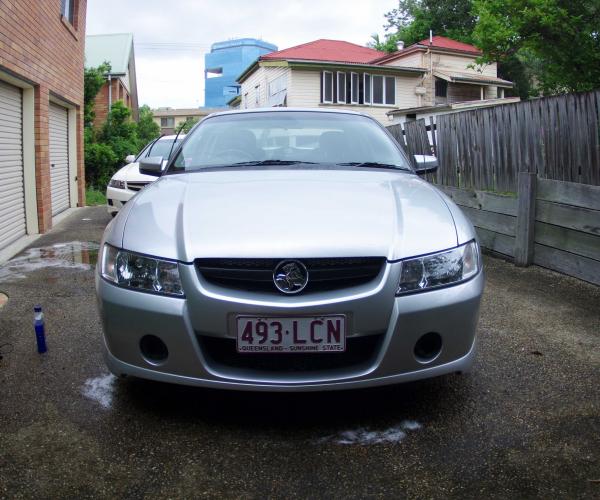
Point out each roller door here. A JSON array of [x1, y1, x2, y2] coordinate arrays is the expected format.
[[49, 102, 70, 216], [0, 80, 26, 251]]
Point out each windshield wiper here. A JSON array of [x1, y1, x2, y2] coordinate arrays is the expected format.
[[337, 161, 409, 170], [229, 159, 318, 166]]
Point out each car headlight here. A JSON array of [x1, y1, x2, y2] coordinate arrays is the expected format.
[[101, 244, 184, 297], [108, 179, 126, 189], [396, 240, 479, 295]]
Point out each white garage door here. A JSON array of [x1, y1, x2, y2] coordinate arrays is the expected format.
[[0, 80, 26, 251], [49, 103, 70, 216]]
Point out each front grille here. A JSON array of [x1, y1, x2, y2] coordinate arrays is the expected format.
[[126, 181, 150, 192], [196, 257, 385, 294], [197, 334, 382, 373]]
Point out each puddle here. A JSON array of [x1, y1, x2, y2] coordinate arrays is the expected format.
[[316, 420, 422, 445], [82, 373, 116, 409], [0, 241, 99, 281]]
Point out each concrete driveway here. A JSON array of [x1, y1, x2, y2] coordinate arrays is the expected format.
[[0, 207, 598, 499]]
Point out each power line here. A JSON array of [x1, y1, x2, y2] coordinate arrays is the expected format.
[[135, 41, 211, 52]]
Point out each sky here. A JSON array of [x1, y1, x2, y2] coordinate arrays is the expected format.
[[85, 0, 398, 109]]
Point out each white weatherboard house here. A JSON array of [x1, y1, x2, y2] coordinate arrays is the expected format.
[[236, 36, 514, 125]]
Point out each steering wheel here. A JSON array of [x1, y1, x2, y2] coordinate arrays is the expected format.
[[212, 149, 255, 164]]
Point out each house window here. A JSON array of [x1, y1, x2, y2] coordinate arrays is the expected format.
[[268, 75, 287, 106], [371, 75, 395, 105], [385, 76, 395, 105], [350, 73, 359, 104], [337, 72, 346, 103], [160, 117, 174, 128], [363, 74, 371, 104], [372, 75, 384, 104], [323, 71, 395, 106], [61, 0, 74, 24], [435, 79, 448, 98], [322, 71, 333, 103]]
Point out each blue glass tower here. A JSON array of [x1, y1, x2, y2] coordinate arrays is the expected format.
[[205, 38, 278, 107]]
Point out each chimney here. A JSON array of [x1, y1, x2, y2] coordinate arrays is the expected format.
[[396, 40, 405, 51]]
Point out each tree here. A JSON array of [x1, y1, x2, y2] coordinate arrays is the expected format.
[[84, 141, 118, 189], [83, 64, 161, 191], [370, 0, 476, 52], [137, 104, 160, 145], [84, 62, 110, 127], [175, 116, 199, 134], [99, 100, 140, 165], [472, 0, 600, 94]]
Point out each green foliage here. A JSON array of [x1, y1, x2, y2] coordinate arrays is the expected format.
[[84, 140, 118, 189], [370, 0, 599, 96], [83, 63, 162, 192], [472, 0, 600, 94], [85, 188, 107, 206], [175, 116, 200, 134], [84, 62, 110, 127], [370, 0, 476, 52], [137, 104, 160, 144], [99, 101, 139, 158], [85, 100, 139, 188]]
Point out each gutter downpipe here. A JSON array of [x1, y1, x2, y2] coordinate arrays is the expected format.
[[429, 30, 433, 105], [108, 74, 112, 110]]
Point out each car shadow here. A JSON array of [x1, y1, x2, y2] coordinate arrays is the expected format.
[[117, 372, 473, 432]]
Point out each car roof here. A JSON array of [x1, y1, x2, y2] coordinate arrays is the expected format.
[[160, 134, 186, 140], [204, 107, 373, 120]]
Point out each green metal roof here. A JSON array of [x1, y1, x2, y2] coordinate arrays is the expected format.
[[85, 33, 133, 74]]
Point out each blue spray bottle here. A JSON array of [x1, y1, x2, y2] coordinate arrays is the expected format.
[[34, 305, 47, 353]]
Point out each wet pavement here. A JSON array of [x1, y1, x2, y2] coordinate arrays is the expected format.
[[0, 207, 598, 499]]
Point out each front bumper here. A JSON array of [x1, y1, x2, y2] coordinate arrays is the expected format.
[[106, 186, 135, 214], [96, 262, 484, 391]]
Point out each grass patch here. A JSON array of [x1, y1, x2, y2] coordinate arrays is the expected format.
[[86, 188, 106, 206]]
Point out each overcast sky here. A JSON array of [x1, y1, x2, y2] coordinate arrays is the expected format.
[[86, 0, 398, 109]]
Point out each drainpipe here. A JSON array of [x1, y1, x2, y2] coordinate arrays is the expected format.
[[108, 74, 112, 109], [429, 30, 433, 105]]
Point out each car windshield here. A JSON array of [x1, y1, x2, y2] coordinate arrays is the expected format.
[[136, 138, 183, 161], [168, 111, 411, 172]]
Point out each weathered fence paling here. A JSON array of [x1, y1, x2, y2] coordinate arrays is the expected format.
[[440, 177, 600, 286], [387, 90, 600, 191], [514, 172, 537, 266]]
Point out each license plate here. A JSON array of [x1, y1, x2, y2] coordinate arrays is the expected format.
[[236, 315, 346, 353]]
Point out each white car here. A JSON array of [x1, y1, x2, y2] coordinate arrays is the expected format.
[[106, 134, 185, 216]]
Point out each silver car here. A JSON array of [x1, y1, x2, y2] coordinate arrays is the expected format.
[[96, 109, 483, 391]]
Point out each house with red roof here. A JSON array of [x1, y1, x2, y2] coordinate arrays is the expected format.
[[234, 36, 513, 124]]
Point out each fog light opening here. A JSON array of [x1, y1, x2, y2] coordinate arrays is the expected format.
[[140, 335, 169, 365], [414, 332, 442, 363]]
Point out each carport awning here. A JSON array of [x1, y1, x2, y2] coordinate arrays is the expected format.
[[434, 71, 514, 88]]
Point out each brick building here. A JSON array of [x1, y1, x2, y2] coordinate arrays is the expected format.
[[0, 0, 87, 258], [152, 107, 223, 135], [85, 33, 139, 128]]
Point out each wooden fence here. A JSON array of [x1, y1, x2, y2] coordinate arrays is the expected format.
[[440, 174, 600, 285], [387, 90, 600, 190], [386, 90, 600, 285]]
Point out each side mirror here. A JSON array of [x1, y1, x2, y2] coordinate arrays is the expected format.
[[125, 154, 136, 164], [413, 155, 438, 174], [139, 156, 164, 176]]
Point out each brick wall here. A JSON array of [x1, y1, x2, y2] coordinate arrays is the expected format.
[[93, 78, 132, 129], [0, 0, 87, 232]]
